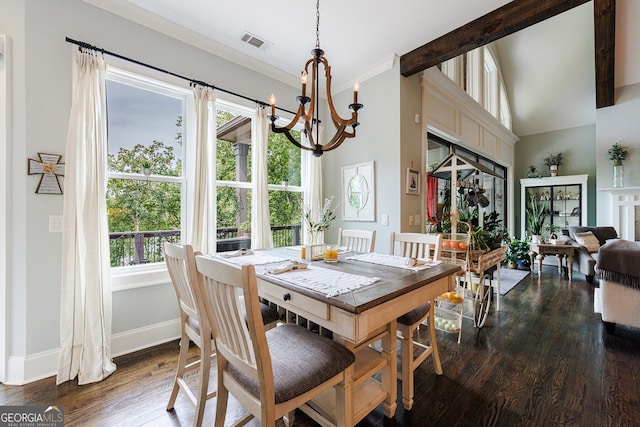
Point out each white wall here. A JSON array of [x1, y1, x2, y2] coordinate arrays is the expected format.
[[324, 59, 402, 254], [515, 125, 597, 233], [596, 82, 640, 226]]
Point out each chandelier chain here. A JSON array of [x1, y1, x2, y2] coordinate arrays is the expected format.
[[315, 0, 320, 49]]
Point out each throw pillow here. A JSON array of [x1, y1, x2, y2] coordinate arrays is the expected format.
[[574, 231, 601, 253]]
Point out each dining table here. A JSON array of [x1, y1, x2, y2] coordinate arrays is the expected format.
[[215, 246, 461, 425]]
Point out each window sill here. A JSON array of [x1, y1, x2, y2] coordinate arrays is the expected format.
[[111, 263, 170, 292]]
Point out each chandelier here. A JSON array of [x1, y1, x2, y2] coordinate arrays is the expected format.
[[268, 0, 363, 157]]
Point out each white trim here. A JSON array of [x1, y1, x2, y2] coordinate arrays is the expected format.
[[0, 34, 11, 384], [3, 319, 181, 385], [110, 263, 171, 291], [598, 187, 640, 241], [422, 68, 518, 156]]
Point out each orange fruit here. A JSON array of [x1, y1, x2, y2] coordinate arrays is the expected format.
[[457, 241, 467, 250]]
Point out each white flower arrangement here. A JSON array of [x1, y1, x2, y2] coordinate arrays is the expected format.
[[304, 196, 338, 237]]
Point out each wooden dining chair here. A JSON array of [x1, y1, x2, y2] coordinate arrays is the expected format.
[[163, 242, 216, 427], [337, 228, 376, 253], [195, 255, 356, 427], [390, 232, 443, 411], [390, 231, 442, 260], [164, 243, 281, 426]]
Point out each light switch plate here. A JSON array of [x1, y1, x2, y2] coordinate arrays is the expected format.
[[382, 214, 389, 226], [49, 215, 63, 232]]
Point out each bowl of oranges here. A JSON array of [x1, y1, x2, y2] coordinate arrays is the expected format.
[[441, 233, 468, 252]]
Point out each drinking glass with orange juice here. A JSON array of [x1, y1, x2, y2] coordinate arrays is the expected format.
[[323, 244, 339, 263]]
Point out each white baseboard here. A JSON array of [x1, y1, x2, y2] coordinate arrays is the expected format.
[[4, 318, 181, 385]]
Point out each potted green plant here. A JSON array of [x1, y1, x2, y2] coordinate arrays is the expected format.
[[543, 152, 563, 177], [546, 223, 561, 243], [526, 193, 547, 243], [608, 142, 628, 188], [505, 240, 519, 268], [505, 237, 530, 269], [608, 142, 628, 164]]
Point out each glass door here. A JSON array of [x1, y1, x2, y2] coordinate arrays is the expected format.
[[550, 184, 581, 232]]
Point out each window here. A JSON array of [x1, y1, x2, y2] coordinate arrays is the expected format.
[[450, 45, 512, 131], [105, 67, 306, 287], [483, 48, 498, 117], [426, 133, 508, 232], [499, 81, 512, 129], [440, 56, 464, 88], [215, 100, 303, 251], [466, 48, 482, 103], [105, 69, 188, 269]]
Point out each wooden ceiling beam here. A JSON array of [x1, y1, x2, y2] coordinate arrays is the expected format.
[[594, 0, 615, 108], [400, 0, 615, 108]]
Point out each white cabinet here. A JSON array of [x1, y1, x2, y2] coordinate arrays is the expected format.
[[520, 174, 588, 239]]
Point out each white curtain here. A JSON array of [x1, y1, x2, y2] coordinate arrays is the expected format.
[[302, 129, 324, 244], [251, 106, 273, 249], [191, 87, 216, 253], [57, 50, 116, 385]]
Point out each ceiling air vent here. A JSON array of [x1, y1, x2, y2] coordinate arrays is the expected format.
[[240, 31, 271, 50]]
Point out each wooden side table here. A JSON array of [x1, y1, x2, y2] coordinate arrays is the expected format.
[[529, 243, 576, 281]]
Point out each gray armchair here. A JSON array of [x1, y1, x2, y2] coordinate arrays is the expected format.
[[567, 226, 618, 283]]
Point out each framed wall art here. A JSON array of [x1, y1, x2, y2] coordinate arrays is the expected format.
[[405, 168, 420, 195]]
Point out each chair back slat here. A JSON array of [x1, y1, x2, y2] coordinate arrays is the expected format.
[[390, 232, 442, 260], [164, 243, 202, 321], [196, 256, 267, 383], [338, 228, 376, 253]]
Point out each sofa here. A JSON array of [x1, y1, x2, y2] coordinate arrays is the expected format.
[[594, 239, 640, 332], [566, 226, 619, 283]]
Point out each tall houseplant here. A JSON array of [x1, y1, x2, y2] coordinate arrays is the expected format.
[[526, 193, 547, 243]]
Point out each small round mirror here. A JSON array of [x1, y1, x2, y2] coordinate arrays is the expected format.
[[348, 175, 369, 210]]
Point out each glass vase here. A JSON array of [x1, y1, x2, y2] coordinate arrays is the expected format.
[[613, 162, 624, 188]]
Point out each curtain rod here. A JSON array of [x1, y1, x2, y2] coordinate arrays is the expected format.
[[65, 37, 296, 116]]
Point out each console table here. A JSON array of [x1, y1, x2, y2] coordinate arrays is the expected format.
[[529, 243, 575, 281]]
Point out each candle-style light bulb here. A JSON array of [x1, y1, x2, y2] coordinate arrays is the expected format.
[[301, 71, 308, 97], [353, 81, 359, 104], [270, 94, 276, 117]]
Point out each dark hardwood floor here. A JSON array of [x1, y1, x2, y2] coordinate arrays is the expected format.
[[2, 266, 639, 426]]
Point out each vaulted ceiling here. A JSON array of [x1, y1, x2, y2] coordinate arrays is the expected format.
[[82, 0, 638, 137]]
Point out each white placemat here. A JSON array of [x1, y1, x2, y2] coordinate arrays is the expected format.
[[256, 263, 380, 297], [346, 252, 442, 271], [214, 251, 288, 266]]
